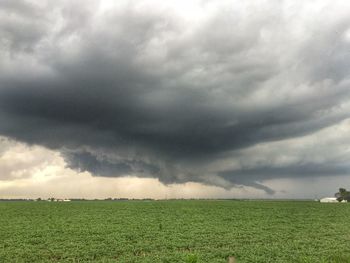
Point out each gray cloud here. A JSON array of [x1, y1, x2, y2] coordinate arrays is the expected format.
[[62, 150, 160, 177], [1, 0, 350, 194]]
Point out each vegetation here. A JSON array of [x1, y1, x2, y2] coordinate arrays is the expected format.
[[335, 188, 350, 202], [1, 200, 350, 262]]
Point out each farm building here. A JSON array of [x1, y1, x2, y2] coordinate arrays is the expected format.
[[47, 198, 71, 202], [320, 197, 338, 203]]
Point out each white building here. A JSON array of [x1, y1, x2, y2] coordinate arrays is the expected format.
[[320, 197, 338, 203]]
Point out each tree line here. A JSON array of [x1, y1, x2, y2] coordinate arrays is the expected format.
[[335, 188, 350, 202]]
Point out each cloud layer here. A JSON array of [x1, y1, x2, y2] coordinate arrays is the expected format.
[[1, 0, 350, 194]]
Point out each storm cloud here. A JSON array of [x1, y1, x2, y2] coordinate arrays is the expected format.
[[1, 0, 350, 194]]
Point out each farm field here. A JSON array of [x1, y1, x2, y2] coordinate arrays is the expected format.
[[1, 200, 350, 263]]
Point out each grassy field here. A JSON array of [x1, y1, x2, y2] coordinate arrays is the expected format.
[[1, 200, 350, 263]]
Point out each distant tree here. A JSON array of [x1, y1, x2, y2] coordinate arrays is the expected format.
[[335, 188, 350, 202]]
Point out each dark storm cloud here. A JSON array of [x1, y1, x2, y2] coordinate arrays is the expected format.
[[219, 162, 350, 194], [62, 150, 160, 177], [1, 0, 350, 193]]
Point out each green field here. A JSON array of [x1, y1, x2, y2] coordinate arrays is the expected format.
[[1, 200, 350, 263]]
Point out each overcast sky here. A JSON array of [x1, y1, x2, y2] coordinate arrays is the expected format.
[[1, 0, 350, 199]]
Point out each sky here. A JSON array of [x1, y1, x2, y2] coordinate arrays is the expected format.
[[1, 0, 350, 199]]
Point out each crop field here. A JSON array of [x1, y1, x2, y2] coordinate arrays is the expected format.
[[1, 200, 350, 263]]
